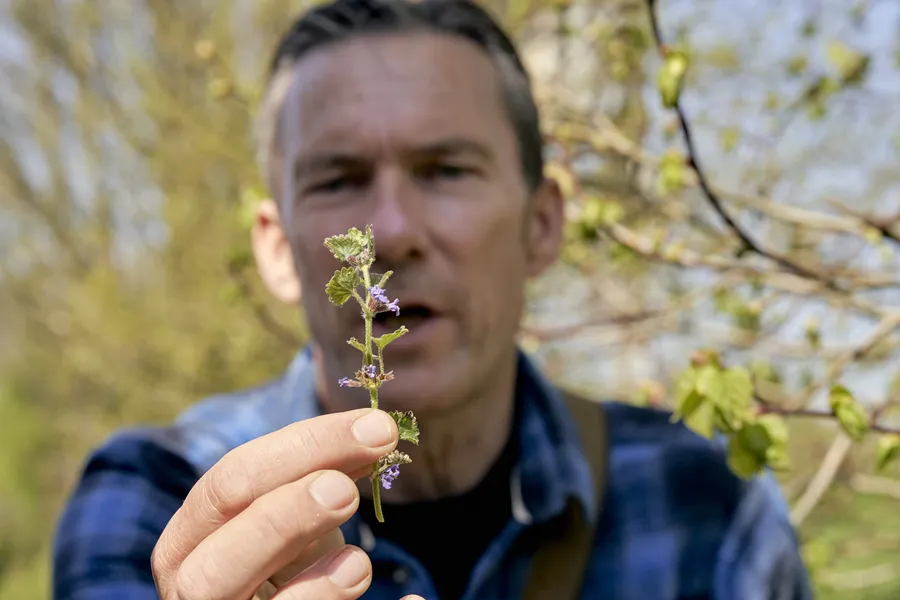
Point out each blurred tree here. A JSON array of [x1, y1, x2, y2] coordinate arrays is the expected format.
[[1, 0, 900, 598]]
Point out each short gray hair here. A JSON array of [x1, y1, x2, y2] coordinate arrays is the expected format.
[[253, 0, 545, 194]]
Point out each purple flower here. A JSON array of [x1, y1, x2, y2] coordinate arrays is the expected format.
[[369, 285, 400, 316], [385, 298, 400, 316], [380, 464, 401, 490], [338, 377, 352, 387], [364, 364, 376, 378], [369, 285, 389, 304]]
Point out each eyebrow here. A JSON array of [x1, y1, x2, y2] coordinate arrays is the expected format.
[[292, 136, 493, 182]]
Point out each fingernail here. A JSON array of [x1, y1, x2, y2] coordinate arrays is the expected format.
[[309, 471, 355, 511], [327, 547, 369, 588], [351, 410, 395, 448]]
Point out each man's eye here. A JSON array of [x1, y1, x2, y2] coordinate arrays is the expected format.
[[311, 177, 349, 194], [417, 163, 469, 181], [310, 172, 371, 194]]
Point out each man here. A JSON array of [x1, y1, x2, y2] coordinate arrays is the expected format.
[[52, 0, 813, 598]]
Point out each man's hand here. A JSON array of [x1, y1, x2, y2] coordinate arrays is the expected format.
[[151, 408, 422, 600]]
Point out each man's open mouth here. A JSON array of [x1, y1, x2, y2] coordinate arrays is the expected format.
[[372, 304, 436, 332]]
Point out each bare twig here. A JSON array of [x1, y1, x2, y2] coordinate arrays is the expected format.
[[759, 405, 900, 436], [604, 220, 886, 318], [789, 432, 852, 526], [645, 0, 841, 287]]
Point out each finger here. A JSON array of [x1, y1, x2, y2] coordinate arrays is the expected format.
[[154, 408, 397, 584], [252, 528, 347, 600], [175, 470, 359, 600], [272, 546, 372, 600], [348, 465, 375, 481], [269, 527, 345, 588]]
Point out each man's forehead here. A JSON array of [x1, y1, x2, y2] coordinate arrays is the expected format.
[[277, 32, 508, 154]]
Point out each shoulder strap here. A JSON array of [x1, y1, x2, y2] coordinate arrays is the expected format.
[[521, 389, 609, 600]]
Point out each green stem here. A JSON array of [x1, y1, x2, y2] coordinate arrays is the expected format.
[[371, 471, 384, 523], [362, 266, 374, 369], [362, 265, 385, 522]]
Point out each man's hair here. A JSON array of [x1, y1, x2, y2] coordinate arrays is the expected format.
[[254, 0, 545, 192]]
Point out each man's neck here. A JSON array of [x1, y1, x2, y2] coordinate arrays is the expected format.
[[314, 348, 519, 503]]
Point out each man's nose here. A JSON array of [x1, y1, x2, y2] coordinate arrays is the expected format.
[[368, 168, 426, 265]]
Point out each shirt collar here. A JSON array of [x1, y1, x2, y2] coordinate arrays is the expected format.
[[510, 351, 597, 525]]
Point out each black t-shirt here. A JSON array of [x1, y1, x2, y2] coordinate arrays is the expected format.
[[360, 430, 519, 600]]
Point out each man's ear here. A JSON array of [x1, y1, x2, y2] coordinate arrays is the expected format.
[[525, 177, 565, 278], [251, 199, 301, 304]]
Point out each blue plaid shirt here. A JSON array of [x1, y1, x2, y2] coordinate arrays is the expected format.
[[53, 347, 812, 599]]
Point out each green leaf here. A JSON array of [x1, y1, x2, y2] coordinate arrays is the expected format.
[[323, 227, 371, 263], [805, 318, 821, 349], [800, 19, 817, 38], [749, 360, 782, 385], [325, 267, 360, 307], [829, 384, 869, 441], [656, 49, 689, 108], [671, 367, 701, 421], [673, 390, 704, 422], [826, 41, 869, 85], [683, 400, 716, 439], [389, 410, 419, 445], [828, 383, 853, 410], [876, 434, 900, 472], [727, 430, 767, 479], [715, 367, 754, 430], [373, 271, 394, 288], [786, 54, 808, 76], [373, 326, 408, 350], [757, 414, 789, 447], [738, 422, 773, 459], [719, 127, 740, 152], [695, 366, 724, 402], [346, 337, 367, 353], [713, 410, 740, 435], [656, 149, 687, 197], [720, 367, 753, 408]]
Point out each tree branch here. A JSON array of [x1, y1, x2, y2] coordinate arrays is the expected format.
[[644, 0, 845, 288]]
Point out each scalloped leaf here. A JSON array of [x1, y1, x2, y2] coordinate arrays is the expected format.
[[389, 410, 419, 445], [374, 326, 408, 350], [324, 227, 371, 263], [325, 267, 360, 307], [346, 337, 367, 353]]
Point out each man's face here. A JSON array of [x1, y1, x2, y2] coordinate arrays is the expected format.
[[269, 32, 562, 413]]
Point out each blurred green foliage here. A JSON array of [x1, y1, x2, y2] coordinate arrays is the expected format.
[[2, 0, 900, 597]]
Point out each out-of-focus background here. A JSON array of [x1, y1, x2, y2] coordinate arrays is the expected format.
[[1, 0, 899, 597]]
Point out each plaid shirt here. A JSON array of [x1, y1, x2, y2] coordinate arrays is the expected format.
[[53, 347, 812, 599]]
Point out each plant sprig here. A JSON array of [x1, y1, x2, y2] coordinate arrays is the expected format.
[[323, 225, 420, 523]]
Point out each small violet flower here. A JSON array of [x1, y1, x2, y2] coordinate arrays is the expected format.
[[369, 285, 388, 304], [369, 285, 400, 316], [364, 364, 376, 379], [385, 298, 400, 316], [338, 377, 352, 387], [380, 464, 401, 490]]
